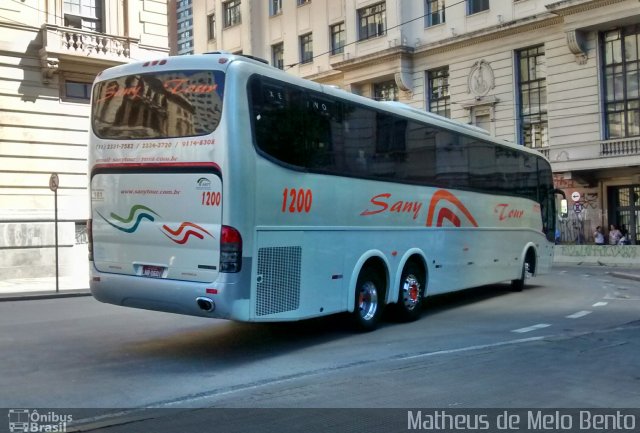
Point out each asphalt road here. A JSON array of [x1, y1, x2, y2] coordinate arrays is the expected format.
[[1, 265, 639, 432]]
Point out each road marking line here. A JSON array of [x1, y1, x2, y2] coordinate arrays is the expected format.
[[566, 310, 592, 319], [592, 302, 608, 307], [512, 324, 551, 333], [400, 336, 546, 360]]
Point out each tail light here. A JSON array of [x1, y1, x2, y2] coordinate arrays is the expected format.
[[87, 219, 94, 261], [220, 225, 242, 273]]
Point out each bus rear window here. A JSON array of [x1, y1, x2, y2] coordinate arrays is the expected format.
[[92, 70, 224, 139]]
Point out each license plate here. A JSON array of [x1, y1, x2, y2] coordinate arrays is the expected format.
[[142, 265, 164, 278]]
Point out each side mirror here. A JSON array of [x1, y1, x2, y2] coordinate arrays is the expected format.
[[560, 199, 568, 219], [553, 189, 568, 219]]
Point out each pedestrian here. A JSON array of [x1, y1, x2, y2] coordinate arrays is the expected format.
[[593, 226, 605, 245], [608, 224, 622, 245]]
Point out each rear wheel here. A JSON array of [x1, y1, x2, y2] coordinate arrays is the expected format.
[[394, 262, 425, 322], [352, 267, 385, 332]]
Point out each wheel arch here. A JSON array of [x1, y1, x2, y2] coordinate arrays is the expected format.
[[519, 242, 538, 277], [347, 250, 390, 313]]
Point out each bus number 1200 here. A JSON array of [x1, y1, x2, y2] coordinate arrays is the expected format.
[[282, 188, 312, 213], [202, 191, 221, 206]]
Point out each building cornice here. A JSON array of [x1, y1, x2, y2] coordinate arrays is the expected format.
[[414, 14, 563, 57], [303, 68, 344, 83], [0, 20, 39, 33], [330, 45, 415, 73], [545, 0, 627, 16]]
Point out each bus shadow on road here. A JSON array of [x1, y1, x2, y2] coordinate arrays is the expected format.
[[419, 280, 544, 316], [116, 281, 544, 368], [117, 312, 360, 367]]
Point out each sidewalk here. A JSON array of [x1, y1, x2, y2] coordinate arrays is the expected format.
[[0, 275, 90, 301]]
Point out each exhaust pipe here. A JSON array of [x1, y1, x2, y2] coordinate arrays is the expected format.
[[196, 297, 215, 312]]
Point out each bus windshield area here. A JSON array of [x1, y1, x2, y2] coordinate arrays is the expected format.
[[92, 70, 224, 140]]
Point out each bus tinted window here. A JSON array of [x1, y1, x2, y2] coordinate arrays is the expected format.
[[252, 81, 335, 169], [92, 70, 224, 139], [250, 75, 549, 204]]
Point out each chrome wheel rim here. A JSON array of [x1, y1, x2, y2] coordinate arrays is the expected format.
[[358, 281, 378, 321], [524, 262, 533, 279], [401, 274, 421, 311]]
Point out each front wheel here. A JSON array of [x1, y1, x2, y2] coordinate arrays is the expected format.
[[511, 254, 534, 292], [351, 267, 385, 332]]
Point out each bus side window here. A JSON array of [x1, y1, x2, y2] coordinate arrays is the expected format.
[[467, 137, 496, 190], [343, 104, 376, 175], [435, 130, 467, 188], [402, 121, 436, 184], [303, 94, 335, 170]]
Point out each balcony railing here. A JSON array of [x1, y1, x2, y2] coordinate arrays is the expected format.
[[536, 147, 550, 159], [600, 137, 640, 156], [39, 24, 139, 82], [41, 23, 135, 59]]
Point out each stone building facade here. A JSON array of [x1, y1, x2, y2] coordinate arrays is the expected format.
[[0, 0, 169, 280], [182, 0, 640, 244]]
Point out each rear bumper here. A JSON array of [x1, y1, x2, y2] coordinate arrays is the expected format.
[[89, 258, 252, 321]]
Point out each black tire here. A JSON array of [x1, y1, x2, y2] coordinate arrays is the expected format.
[[511, 266, 525, 292], [511, 253, 533, 292], [351, 266, 385, 332], [394, 262, 425, 322]]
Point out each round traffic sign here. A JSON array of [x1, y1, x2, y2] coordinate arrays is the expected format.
[[49, 173, 59, 192], [571, 191, 581, 202]]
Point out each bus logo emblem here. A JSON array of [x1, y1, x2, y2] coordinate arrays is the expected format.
[[426, 190, 478, 228], [161, 222, 213, 244], [196, 178, 212, 190], [97, 204, 159, 233]]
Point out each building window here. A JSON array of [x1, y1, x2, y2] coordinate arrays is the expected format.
[[270, 0, 282, 15], [330, 22, 345, 55], [426, 0, 445, 27], [178, 40, 194, 54], [179, 19, 192, 30], [63, 0, 102, 32], [177, 9, 192, 20], [272, 43, 284, 70], [517, 45, 548, 148], [373, 80, 398, 101], [608, 185, 640, 245], [300, 33, 313, 64], [427, 67, 450, 118], [208, 13, 216, 39], [223, 0, 241, 28], [358, 2, 386, 41], [63, 80, 91, 101], [297, 0, 311, 5], [602, 26, 640, 139], [467, 0, 489, 15]]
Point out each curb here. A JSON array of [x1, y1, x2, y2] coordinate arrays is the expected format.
[[0, 289, 91, 302], [608, 272, 640, 283]]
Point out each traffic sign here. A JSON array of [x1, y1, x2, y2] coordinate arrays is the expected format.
[[571, 191, 581, 202], [573, 203, 583, 213], [49, 173, 59, 192]]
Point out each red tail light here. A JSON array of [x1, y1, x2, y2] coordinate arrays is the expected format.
[[220, 225, 242, 273]]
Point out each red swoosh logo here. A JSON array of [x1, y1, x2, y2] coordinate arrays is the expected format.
[[161, 222, 213, 244], [426, 190, 478, 227]]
